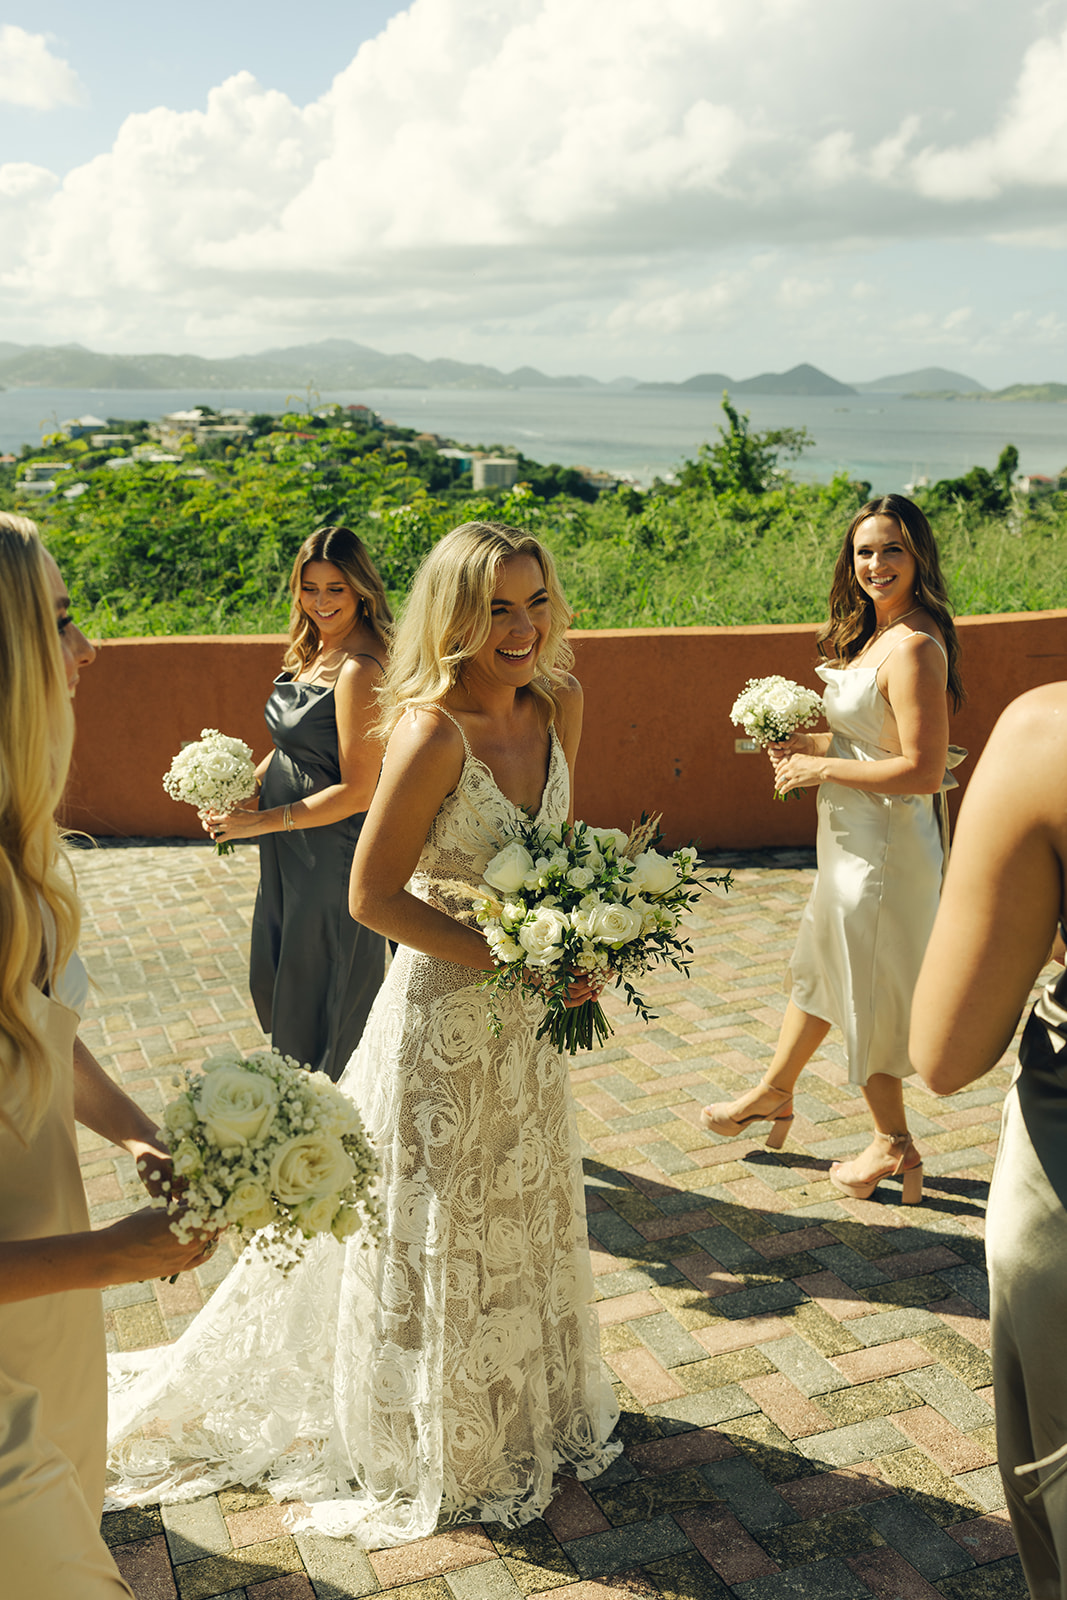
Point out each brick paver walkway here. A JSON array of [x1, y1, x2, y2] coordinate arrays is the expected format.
[[72, 842, 1027, 1600]]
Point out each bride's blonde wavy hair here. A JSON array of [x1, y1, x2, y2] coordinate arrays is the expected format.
[[375, 522, 574, 740], [0, 514, 80, 1142]]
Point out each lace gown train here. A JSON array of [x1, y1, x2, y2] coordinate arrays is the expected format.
[[107, 721, 620, 1546]]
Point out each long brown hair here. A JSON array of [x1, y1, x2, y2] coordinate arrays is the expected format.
[[818, 495, 964, 709], [282, 526, 393, 676]]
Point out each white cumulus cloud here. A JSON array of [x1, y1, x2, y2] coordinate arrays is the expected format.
[[0, 25, 85, 110], [1, 0, 1067, 380]]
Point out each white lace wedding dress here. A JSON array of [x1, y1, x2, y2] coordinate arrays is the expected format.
[[107, 718, 620, 1547]]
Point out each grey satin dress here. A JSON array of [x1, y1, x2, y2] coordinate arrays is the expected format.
[[249, 672, 385, 1081]]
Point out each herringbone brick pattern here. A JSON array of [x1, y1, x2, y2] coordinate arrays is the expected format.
[[69, 843, 1027, 1600]]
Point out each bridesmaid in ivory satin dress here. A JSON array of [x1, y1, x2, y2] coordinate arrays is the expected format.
[[701, 495, 964, 1203], [0, 515, 212, 1599]]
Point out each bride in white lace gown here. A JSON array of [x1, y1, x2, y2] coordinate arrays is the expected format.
[[107, 522, 621, 1546]]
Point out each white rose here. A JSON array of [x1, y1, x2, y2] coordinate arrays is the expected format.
[[163, 1097, 197, 1136], [228, 1176, 274, 1228], [331, 1204, 363, 1242], [591, 827, 629, 857], [483, 841, 536, 895], [501, 900, 526, 927], [517, 906, 570, 967], [195, 1065, 278, 1148], [488, 932, 524, 965], [171, 1138, 202, 1177], [584, 901, 645, 945], [566, 866, 595, 890], [269, 1132, 354, 1204], [294, 1193, 341, 1234], [629, 849, 680, 896]]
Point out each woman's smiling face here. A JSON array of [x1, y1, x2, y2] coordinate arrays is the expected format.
[[468, 553, 550, 687], [852, 514, 918, 611], [299, 560, 359, 646]]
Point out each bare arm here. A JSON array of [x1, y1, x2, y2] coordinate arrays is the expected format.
[[910, 685, 1067, 1095], [209, 657, 383, 842], [771, 634, 949, 796], [0, 1031, 218, 1301], [73, 1034, 169, 1186], [0, 1212, 214, 1305], [554, 677, 584, 826], [349, 710, 497, 969]]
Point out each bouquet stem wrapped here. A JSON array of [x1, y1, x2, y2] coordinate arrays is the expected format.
[[474, 815, 730, 1056]]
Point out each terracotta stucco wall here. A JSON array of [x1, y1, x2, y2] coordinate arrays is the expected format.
[[61, 613, 1067, 847]]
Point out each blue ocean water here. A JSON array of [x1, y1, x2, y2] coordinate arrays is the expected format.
[[2, 383, 1065, 493]]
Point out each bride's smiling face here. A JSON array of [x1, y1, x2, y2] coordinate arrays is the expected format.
[[467, 554, 550, 688]]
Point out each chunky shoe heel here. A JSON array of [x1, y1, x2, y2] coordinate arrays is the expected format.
[[764, 1115, 794, 1151], [900, 1161, 924, 1205], [829, 1131, 923, 1204]]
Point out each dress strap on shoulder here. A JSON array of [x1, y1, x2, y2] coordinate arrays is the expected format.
[[879, 630, 948, 666], [434, 704, 473, 755], [349, 652, 386, 673]]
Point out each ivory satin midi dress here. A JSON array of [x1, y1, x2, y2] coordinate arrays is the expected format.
[[0, 957, 133, 1598], [789, 652, 959, 1083]]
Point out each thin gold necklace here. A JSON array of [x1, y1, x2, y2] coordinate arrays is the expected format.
[[868, 604, 922, 644]]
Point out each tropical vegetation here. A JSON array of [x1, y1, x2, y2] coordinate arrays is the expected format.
[[2, 397, 1065, 635]]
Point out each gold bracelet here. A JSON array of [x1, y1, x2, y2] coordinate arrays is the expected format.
[[283, 803, 294, 831]]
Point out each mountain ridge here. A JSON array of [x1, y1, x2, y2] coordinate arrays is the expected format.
[[0, 340, 1059, 400]]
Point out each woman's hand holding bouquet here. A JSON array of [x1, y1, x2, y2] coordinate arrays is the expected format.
[[474, 816, 730, 1055]]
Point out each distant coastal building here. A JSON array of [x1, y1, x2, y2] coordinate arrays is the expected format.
[[472, 457, 519, 490], [152, 409, 252, 451], [437, 446, 474, 473], [15, 461, 73, 496], [61, 414, 108, 439]]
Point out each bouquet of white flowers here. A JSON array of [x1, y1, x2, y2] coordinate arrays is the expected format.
[[474, 816, 730, 1055], [151, 1049, 381, 1272], [163, 729, 258, 855], [730, 675, 824, 800]]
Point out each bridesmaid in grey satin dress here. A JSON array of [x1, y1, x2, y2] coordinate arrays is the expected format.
[[912, 683, 1067, 1600], [206, 526, 392, 1080]]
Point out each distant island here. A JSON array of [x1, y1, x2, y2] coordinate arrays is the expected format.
[[0, 339, 1064, 401]]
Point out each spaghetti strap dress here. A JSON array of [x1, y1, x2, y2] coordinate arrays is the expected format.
[[0, 953, 134, 1598], [250, 667, 386, 1081], [107, 712, 620, 1546], [789, 638, 961, 1083]]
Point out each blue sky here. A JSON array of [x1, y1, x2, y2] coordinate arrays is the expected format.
[[2, 1, 1066, 387]]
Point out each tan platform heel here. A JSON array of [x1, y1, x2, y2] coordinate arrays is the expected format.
[[699, 1086, 794, 1149], [829, 1131, 923, 1204]]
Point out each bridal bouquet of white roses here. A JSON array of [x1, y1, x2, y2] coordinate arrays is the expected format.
[[163, 729, 258, 855], [730, 675, 824, 801], [473, 817, 730, 1055], [151, 1049, 380, 1271]]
